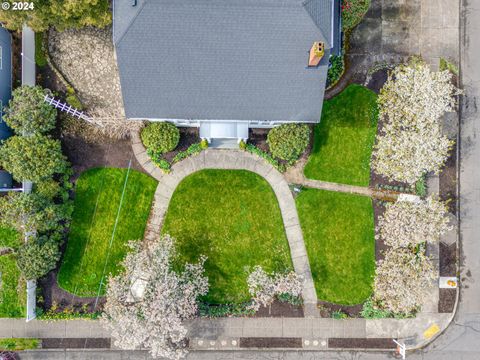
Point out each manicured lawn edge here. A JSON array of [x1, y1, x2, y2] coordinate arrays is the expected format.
[[162, 169, 293, 304], [58, 167, 157, 296], [296, 188, 375, 305], [304, 84, 378, 186]]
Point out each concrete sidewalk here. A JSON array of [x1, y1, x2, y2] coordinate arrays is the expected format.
[[0, 312, 452, 350]]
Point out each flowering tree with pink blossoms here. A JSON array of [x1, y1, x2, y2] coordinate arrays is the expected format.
[[102, 235, 208, 360]]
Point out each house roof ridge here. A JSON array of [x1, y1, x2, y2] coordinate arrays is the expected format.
[[114, 0, 149, 46]]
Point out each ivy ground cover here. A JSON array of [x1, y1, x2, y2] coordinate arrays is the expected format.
[[58, 168, 157, 296], [0, 227, 25, 317], [304, 84, 378, 186], [296, 188, 375, 304], [162, 169, 292, 304]]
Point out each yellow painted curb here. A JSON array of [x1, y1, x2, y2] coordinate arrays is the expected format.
[[423, 324, 440, 339]]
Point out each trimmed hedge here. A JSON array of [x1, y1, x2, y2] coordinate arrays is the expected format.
[[267, 124, 310, 162], [141, 122, 180, 154]]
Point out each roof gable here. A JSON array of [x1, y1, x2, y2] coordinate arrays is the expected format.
[[113, 0, 335, 122]]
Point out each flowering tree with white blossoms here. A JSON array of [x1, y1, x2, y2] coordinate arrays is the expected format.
[[102, 235, 208, 360], [374, 247, 436, 314], [247, 266, 303, 311], [377, 196, 452, 248], [372, 58, 460, 184], [378, 58, 459, 131], [373, 125, 453, 184]]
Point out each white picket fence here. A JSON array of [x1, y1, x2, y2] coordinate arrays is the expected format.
[[44, 94, 94, 124]]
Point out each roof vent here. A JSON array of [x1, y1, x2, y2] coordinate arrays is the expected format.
[[132, 0, 137, 6], [308, 42, 324, 67]]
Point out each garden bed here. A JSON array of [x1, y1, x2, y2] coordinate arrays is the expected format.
[[439, 142, 457, 214], [158, 127, 200, 163], [239, 337, 302, 348], [304, 84, 378, 186], [57, 167, 157, 297], [296, 188, 375, 306], [162, 169, 293, 305], [328, 338, 396, 349]]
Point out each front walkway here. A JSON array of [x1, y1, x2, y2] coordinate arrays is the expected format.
[[131, 133, 318, 315]]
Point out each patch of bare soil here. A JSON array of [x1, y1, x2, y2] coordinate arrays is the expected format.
[[438, 289, 456, 313], [440, 242, 457, 277], [254, 300, 304, 318], [440, 142, 457, 215], [366, 69, 388, 93], [160, 127, 200, 163], [317, 301, 363, 318], [328, 338, 397, 349], [61, 135, 145, 180], [239, 337, 302, 348], [373, 199, 389, 261]]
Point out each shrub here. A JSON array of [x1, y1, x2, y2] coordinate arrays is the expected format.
[[360, 298, 393, 319], [35, 179, 62, 200], [3, 86, 57, 135], [172, 143, 203, 163], [342, 0, 371, 31], [244, 144, 286, 172], [0, 134, 68, 182], [199, 302, 255, 318], [327, 55, 344, 86], [146, 149, 171, 173], [34, 32, 47, 67], [267, 124, 310, 162], [200, 139, 209, 149], [331, 310, 348, 319], [141, 122, 180, 154], [16, 239, 61, 279]]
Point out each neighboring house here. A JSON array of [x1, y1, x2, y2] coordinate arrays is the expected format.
[[113, 0, 342, 143], [0, 26, 13, 189]]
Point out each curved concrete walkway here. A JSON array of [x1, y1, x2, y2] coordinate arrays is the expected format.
[[131, 133, 319, 316]]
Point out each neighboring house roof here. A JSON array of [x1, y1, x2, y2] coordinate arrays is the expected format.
[[114, 0, 340, 123], [0, 26, 12, 141]]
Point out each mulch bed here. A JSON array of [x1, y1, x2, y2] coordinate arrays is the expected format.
[[366, 69, 389, 94], [440, 242, 457, 277], [239, 337, 302, 348], [328, 338, 397, 349], [373, 199, 389, 262], [317, 301, 363, 318], [438, 242, 457, 313], [438, 289, 456, 313], [254, 300, 304, 317], [439, 142, 457, 215], [37, 271, 104, 314], [11, 32, 22, 87], [61, 135, 145, 180], [41, 338, 110, 349], [160, 127, 200, 163]]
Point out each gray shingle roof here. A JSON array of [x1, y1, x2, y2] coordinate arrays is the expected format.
[[0, 27, 12, 140], [114, 0, 336, 122]]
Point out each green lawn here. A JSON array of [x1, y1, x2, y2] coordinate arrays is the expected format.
[[304, 84, 378, 186], [0, 227, 26, 318], [58, 168, 157, 296], [296, 189, 375, 305], [162, 169, 292, 304]]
